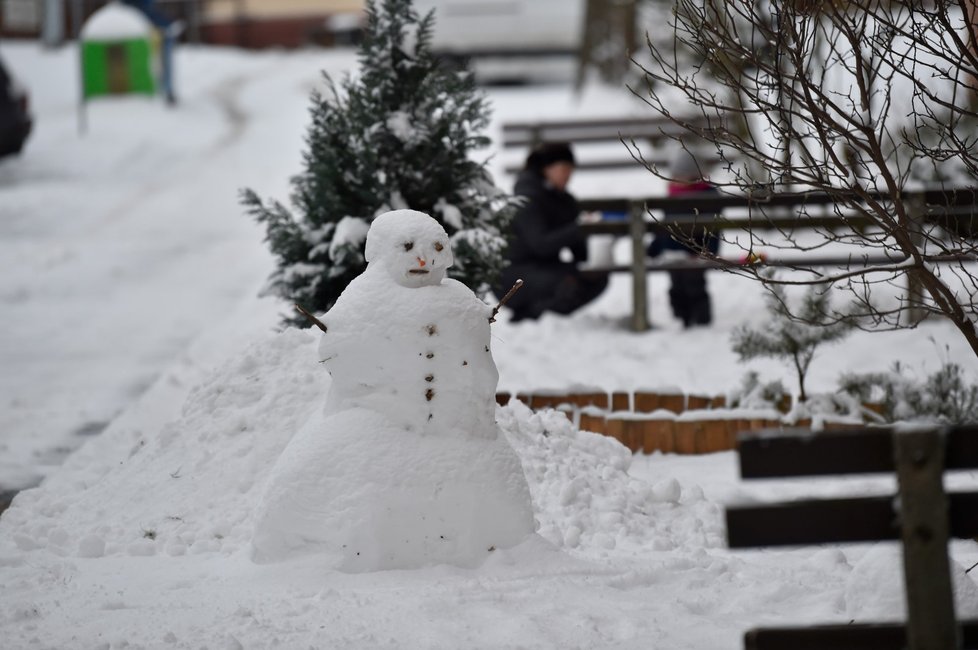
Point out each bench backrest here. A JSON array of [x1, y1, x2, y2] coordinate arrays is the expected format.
[[579, 188, 978, 214], [499, 115, 710, 173], [501, 115, 706, 148], [576, 189, 976, 236]]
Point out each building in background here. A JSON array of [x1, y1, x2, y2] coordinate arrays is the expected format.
[[1, 0, 43, 37], [201, 0, 363, 48], [0, 0, 364, 48]]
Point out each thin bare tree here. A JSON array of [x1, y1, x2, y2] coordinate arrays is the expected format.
[[632, 0, 978, 358]]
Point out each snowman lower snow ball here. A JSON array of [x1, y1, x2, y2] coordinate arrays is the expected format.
[[251, 210, 536, 571]]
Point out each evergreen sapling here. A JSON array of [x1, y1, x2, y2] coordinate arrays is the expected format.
[[242, 0, 516, 327], [731, 278, 854, 402]]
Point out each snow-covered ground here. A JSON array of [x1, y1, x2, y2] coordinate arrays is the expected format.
[[1, 41, 977, 649]]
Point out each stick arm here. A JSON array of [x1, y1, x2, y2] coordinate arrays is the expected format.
[[489, 279, 524, 323]]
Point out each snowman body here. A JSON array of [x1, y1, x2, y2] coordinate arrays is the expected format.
[[320, 271, 498, 440]]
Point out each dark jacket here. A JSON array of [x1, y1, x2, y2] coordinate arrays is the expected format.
[[506, 170, 586, 265]]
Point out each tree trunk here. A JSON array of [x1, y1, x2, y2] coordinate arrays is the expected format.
[[576, 0, 637, 88]]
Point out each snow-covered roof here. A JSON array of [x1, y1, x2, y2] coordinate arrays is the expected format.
[[80, 2, 153, 40]]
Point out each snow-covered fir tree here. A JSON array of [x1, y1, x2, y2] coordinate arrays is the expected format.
[[242, 0, 515, 327]]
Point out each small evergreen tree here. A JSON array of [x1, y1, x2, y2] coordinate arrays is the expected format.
[[731, 278, 855, 402], [242, 0, 516, 328]]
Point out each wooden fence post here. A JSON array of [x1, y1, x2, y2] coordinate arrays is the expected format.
[[629, 201, 650, 331], [893, 428, 960, 650]]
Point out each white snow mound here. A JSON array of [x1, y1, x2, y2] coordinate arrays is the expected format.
[[499, 400, 725, 554], [81, 3, 153, 40]]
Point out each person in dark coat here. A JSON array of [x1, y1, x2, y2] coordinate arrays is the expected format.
[[496, 142, 608, 322], [648, 147, 720, 328]]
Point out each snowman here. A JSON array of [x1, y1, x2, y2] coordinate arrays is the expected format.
[[251, 210, 536, 571]]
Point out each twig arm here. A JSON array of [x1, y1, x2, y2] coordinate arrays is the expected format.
[[295, 303, 328, 333], [489, 279, 524, 323]]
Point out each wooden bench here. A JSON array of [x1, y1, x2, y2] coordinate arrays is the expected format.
[[726, 424, 978, 650], [575, 189, 978, 331], [500, 115, 710, 174]]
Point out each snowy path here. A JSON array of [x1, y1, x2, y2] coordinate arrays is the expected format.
[[0, 44, 356, 491]]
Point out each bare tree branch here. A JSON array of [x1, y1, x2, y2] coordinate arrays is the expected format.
[[631, 0, 978, 356]]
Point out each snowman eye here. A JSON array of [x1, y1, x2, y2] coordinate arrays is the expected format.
[[434, 242, 444, 252], [402, 241, 414, 252]]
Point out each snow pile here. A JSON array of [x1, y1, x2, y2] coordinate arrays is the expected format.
[[499, 400, 726, 555], [251, 211, 535, 570], [80, 3, 152, 40]]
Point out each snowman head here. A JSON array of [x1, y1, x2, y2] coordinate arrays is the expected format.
[[364, 210, 454, 288]]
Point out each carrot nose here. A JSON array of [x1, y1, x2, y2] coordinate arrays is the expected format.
[[417, 257, 427, 267]]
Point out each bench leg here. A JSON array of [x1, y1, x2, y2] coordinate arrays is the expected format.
[[629, 203, 649, 331]]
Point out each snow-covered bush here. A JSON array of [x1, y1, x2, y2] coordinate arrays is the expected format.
[[840, 360, 978, 424], [727, 370, 788, 411], [785, 391, 874, 428], [242, 0, 516, 327]]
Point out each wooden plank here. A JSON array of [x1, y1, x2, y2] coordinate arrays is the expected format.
[[578, 253, 976, 279], [503, 115, 706, 132], [502, 155, 664, 174], [739, 427, 895, 478], [726, 495, 899, 547], [503, 127, 686, 148], [577, 213, 876, 235], [737, 426, 978, 479], [577, 254, 923, 278], [946, 426, 978, 470], [577, 197, 633, 215], [744, 620, 978, 650], [577, 188, 978, 216], [922, 187, 978, 207], [894, 430, 959, 650], [437, 47, 578, 60], [950, 491, 978, 539], [726, 491, 978, 548], [579, 190, 849, 213], [501, 117, 711, 147]]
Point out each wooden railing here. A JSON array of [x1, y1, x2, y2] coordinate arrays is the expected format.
[[726, 425, 978, 650], [574, 189, 978, 331]]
